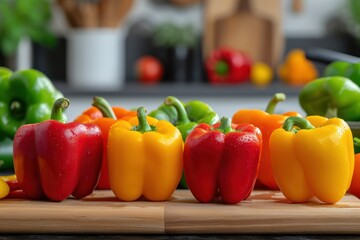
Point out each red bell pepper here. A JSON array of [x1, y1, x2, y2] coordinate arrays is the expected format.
[[183, 117, 262, 204], [13, 98, 103, 202], [205, 48, 252, 84]]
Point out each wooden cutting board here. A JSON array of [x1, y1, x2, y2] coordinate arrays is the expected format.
[[1, 190, 360, 234], [203, 0, 283, 67]]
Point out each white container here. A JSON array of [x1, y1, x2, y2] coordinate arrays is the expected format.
[[67, 29, 124, 91]]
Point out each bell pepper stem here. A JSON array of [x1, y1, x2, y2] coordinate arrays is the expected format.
[[265, 93, 286, 114], [283, 116, 315, 132], [133, 107, 153, 133], [165, 96, 191, 124], [92, 96, 116, 119], [217, 117, 234, 133], [51, 98, 69, 123], [215, 60, 229, 76], [354, 137, 360, 147]]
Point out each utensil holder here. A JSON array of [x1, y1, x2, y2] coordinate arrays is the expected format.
[[67, 29, 125, 91]]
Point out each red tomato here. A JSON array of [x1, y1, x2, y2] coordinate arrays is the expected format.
[[136, 56, 163, 84]]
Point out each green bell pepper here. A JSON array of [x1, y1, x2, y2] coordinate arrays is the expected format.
[[0, 137, 13, 171], [323, 61, 351, 77], [324, 61, 360, 87], [0, 68, 66, 139], [148, 103, 179, 124], [299, 76, 360, 121], [152, 96, 220, 141], [344, 63, 360, 87]]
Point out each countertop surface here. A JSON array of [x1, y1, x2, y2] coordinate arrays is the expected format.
[[1, 190, 360, 236]]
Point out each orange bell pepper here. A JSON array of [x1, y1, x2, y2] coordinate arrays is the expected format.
[[278, 49, 318, 86], [232, 93, 300, 190], [349, 138, 360, 198], [108, 107, 183, 201], [74, 103, 136, 123], [75, 97, 136, 189]]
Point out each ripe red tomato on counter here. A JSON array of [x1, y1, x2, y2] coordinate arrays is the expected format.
[[136, 56, 164, 84]]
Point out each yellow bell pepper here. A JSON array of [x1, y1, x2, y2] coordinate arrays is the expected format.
[[269, 115, 354, 204], [0, 178, 10, 199], [107, 107, 183, 201]]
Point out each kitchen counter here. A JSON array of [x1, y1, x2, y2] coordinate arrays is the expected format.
[[2, 190, 360, 238]]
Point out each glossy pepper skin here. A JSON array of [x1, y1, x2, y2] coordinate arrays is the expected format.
[[13, 98, 103, 202], [0, 178, 9, 199], [232, 93, 300, 190], [205, 48, 252, 84], [299, 77, 360, 121], [184, 117, 262, 204], [108, 107, 183, 201], [75, 97, 136, 189], [0, 68, 65, 139], [270, 116, 354, 204]]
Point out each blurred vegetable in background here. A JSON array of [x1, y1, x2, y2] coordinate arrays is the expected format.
[[323, 61, 351, 77], [0, 0, 56, 56], [278, 49, 318, 86], [205, 48, 252, 84], [136, 56, 164, 84], [251, 62, 273, 87], [153, 22, 199, 83], [324, 61, 360, 87], [299, 76, 360, 121], [153, 23, 197, 48]]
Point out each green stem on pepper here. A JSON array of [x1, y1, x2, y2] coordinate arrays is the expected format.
[[217, 117, 234, 134], [51, 98, 70, 123], [133, 107, 153, 133], [265, 93, 286, 114], [165, 96, 191, 125], [92, 96, 116, 119], [283, 116, 315, 133], [215, 60, 229, 76]]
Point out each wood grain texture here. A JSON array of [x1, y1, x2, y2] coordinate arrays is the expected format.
[[166, 190, 360, 234], [1, 190, 360, 234], [0, 190, 164, 234]]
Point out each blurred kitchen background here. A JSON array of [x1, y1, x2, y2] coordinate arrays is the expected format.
[[0, 0, 359, 119]]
